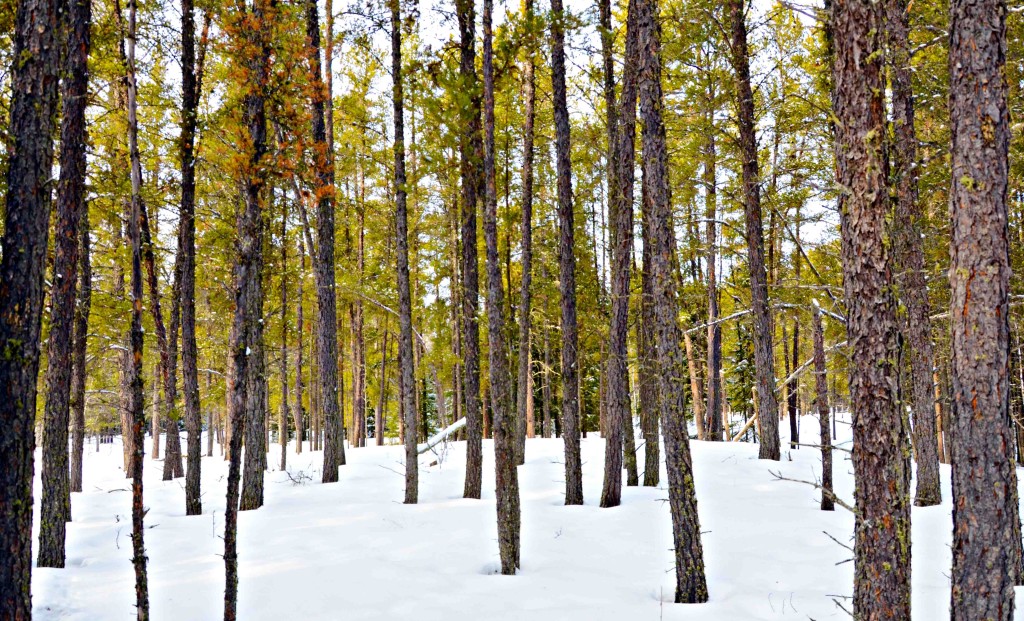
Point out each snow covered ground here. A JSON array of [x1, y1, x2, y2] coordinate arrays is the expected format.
[[30, 413, 1024, 620]]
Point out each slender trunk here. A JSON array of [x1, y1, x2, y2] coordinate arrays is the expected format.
[[830, 0, 911, 615], [948, 0, 1019, 616], [181, 2, 209, 516], [704, 88, 722, 441], [638, 168, 659, 487], [126, 0, 150, 612], [551, 0, 583, 505], [637, 0, 707, 599], [600, 0, 639, 507], [483, 0, 521, 570], [295, 239, 305, 453], [279, 198, 290, 471], [38, 0, 91, 566], [225, 0, 271, 613], [542, 326, 552, 438], [305, 0, 345, 483], [515, 0, 537, 466], [70, 208, 93, 493], [885, 0, 941, 507], [378, 323, 391, 444], [457, 0, 483, 499], [728, 0, 779, 460], [684, 331, 705, 440], [812, 307, 833, 511]]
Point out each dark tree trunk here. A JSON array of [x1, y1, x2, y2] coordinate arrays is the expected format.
[[180, 0, 209, 517], [551, 0, 583, 505], [704, 93, 722, 443], [638, 169, 659, 487], [948, 0, 1020, 617], [225, 0, 271, 613], [70, 206, 93, 494], [126, 0, 150, 613], [457, 0, 483, 499], [38, 0, 92, 567], [295, 238, 305, 453], [0, 0, 60, 603], [812, 307, 833, 511], [601, 0, 639, 507], [637, 0, 707, 600], [391, 0, 418, 504], [279, 198, 290, 471], [483, 0, 521, 571], [885, 0, 941, 507], [727, 0, 779, 460], [542, 326, 552, 438], [377, 325, 390, 444], [514, 0, 537, 466], [305, 0, 345, 482], [787, 315, 799, 449], [831, 0, 911, 616]]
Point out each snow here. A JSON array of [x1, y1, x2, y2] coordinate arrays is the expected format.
[[29, 414, 1024, 620]]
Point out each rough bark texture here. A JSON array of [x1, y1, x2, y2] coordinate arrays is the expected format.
[[457, 0, 483, 499], [38, 0, 92, 567], [885, 0, 941, 508], [551, 0, 583, 505], [637, 0, 707, 600], [391, 0, 418, 504], [126, 0, 150, 613], [812, 307, 834, 511], [305, 0, 345, 483], [601, 0, 639, 507], [831, 0, 911, 616], [948, 0, 1020, 617], [180, 0, 206, 516], [483, 0, 521, 571], [279, 201, 290, 471], [638, 176, 659, 487], [515, 0, 537, 466], [225, 0, 271, 613], [704, 117, 722, 443], [727, 0, 779, 460], [0, 0, 60, 604], [295, 239, 305, 453], [70, 207, 93, 494]]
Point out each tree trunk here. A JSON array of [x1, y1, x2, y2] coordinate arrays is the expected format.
[[637, 0, 707, 600], [279, 197, 290, 471], [515, 0, 537, 466], [727, 0, 779, 460], [542, 326, 553, 438], [831, 0, 911, 615], [70, 207, 93, 494], [600, 0, 639, 507], [180, 1, 208, 516], [295, 238, 305, 453], [457, 0, 483, 499], [551, 0, 583, 505], [812, 307, 833, 511], [305, 0, 345, 483], [378, 324, 390, 444], [948, 0, 1020, 617], [126, 0, 150, 613], [704, 87, 722, 442], [638, 168, 659, 487], [483, 0, 521, 570], [684, 331, 705, 440], [885, 0, 941, 507], [390, 0, 418, 503], [38, 0, 91, 566]]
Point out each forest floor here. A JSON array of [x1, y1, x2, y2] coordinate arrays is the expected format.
[[30, 413, 1023, 620]]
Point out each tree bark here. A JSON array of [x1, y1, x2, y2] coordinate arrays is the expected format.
[[637, 0, 707, 600], [483, 0, 521, 571], [727, 0, 779, 460], [831, 0, 911, 615], [70, 206, 93, 494], [295, 238, 305, 453], [515, 0, 538, 466], [0, 0, 60, 603], [885, 0, 941, 507], [704, 85, 722, 442], [390, 0, 418, 504], [126, 0, 150, 612], [551, 0, 583, 505], [457, 0, 484, 499], [812, 307, 833, 511], [600, 0, 639, 507], [279, 196, 290, 471], [38, 0, 92, 567], [542, 326, 553, 438], [948, 0, 1020, 617], [305, 0, 345, 483], [180, 0, 208, 516]]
